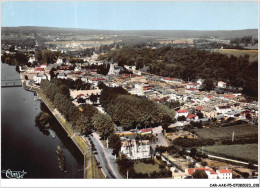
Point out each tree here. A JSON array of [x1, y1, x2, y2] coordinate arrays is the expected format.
[[177, 116, 186, 121], [190, 148, 197, 157], [50, 68, 56, 79], [192, 170, 208, 179], [162, 115, 172, 130], [77, 97, 86, 104], [92, 113, 115, 139], [109, 133, 121, 155], [90, 94, 98, 104], [58, 84, 70, 98], [203, 79, 215, 91], [35, 112, 52, 126]]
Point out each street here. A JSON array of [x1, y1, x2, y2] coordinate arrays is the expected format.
[[89, 132, 123, 179]]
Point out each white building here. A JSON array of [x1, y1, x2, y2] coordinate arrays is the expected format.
[[56, 57, 63, 65], [215, 106, 232, 114], [216, 169, 232, 179], [218, 81, 227, 88], [121, 139, 151, 160], [129, 84, 144, 96], [175, 109, 189, 119], [28, 56, 36, 64], [57, 72, 67, 79], [33, 72, 50, 84]]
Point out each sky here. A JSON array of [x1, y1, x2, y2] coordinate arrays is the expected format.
[[1, 1, 258, 30]]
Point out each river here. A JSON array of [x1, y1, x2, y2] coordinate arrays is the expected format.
[[1, 63, 83, 178]]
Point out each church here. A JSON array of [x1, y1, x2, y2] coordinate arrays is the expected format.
[[107, 59, 124, 75]]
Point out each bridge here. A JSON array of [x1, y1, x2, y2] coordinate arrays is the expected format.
[[1, 79, 23, 88]]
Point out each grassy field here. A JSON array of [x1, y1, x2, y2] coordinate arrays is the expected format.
[[194, 124, 258, 141], [200, 144, 258, 163], [134, 162, 161, 174], [215, 49, 258, 62]]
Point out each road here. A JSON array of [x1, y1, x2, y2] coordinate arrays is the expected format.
[[152, 126, 169, 147], [89, 132, 123, 179]]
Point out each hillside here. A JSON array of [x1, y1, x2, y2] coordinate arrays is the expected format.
[[1, 26, 258, 39], [99, 46, 258, 97]]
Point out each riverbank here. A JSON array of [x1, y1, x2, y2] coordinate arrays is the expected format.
[[20, 73, 105, 179], [1, 63, 83, 178]]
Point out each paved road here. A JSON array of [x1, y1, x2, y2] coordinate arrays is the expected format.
[[89, 132, 123, 179], [152, 126, 169, 147]]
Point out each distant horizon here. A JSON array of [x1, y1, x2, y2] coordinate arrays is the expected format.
[[1, 1, 258, 30], [1, 25, 258, 32]]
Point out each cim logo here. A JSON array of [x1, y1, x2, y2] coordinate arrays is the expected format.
[[1, 169, 27, 179]]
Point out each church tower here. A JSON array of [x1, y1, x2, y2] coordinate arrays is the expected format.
[[108, 59, 115, 75]]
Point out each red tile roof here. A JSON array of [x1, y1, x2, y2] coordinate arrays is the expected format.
[[208, 95, 213, 98], [218, 169, 232, 174], [196, 106, 203, 111], [141, 128, 153, 132], [188, 168, 217, 175], [177, 109, 188, 113], [77, 94, 84, 98], [164, 77, 174, 81], [35, 68, 44, 71], [224, 95, 236, 98], [187, 113, 198, 120]]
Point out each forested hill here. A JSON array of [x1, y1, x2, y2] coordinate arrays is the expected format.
[[99, 46, 258, 97]]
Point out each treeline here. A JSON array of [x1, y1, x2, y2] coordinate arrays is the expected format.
[[172, 138, 215, 147], [1, 52, 28, 66], [51, 78, 92, 91], [2, 38, 36, 49], [40, 79, 114, 138], [99, 46, 258, 97], [222, 137, 258, 145], [99, 83, 175, 130]]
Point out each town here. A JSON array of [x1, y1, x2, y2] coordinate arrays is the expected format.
[[1, 26, 258, 180]]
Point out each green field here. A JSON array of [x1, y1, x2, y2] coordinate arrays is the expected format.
[[215, 49, 258, 62], [194, 124, 258, 141], [200, 144, 258, 163], [134, 162, 161, 174]]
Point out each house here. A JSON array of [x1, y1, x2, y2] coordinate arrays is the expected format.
[[216, 169, 232, 179], [57, 72, 67, 79], [187, 113, 198, 121], [33, 72, 50, 84], [56, 57, 63, 65], [216, 105, 232, 114], [163, 77, 175, 83], [121, 139, 151, 160], [175, 109, 189, 119], [140, 128, 153, 134], [40, 64, 47, 69], [186, 168, 218, 179], [201, 106, 217, 118], [218, 81, 227, 88], [28, 56, 36, 64]]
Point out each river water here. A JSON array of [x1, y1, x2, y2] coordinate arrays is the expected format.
[[1, 63, 83, 178]]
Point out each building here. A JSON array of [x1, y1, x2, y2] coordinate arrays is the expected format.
[[57, 72, 67, 79], [175, 109, 189, 119], [216, 105, 232, 114], [216, 169, 232, 179], [186, 168, 218, 179], [33, 72, 50, 84], [121, 139, 151, 160], [218, 81, 227, 88]]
